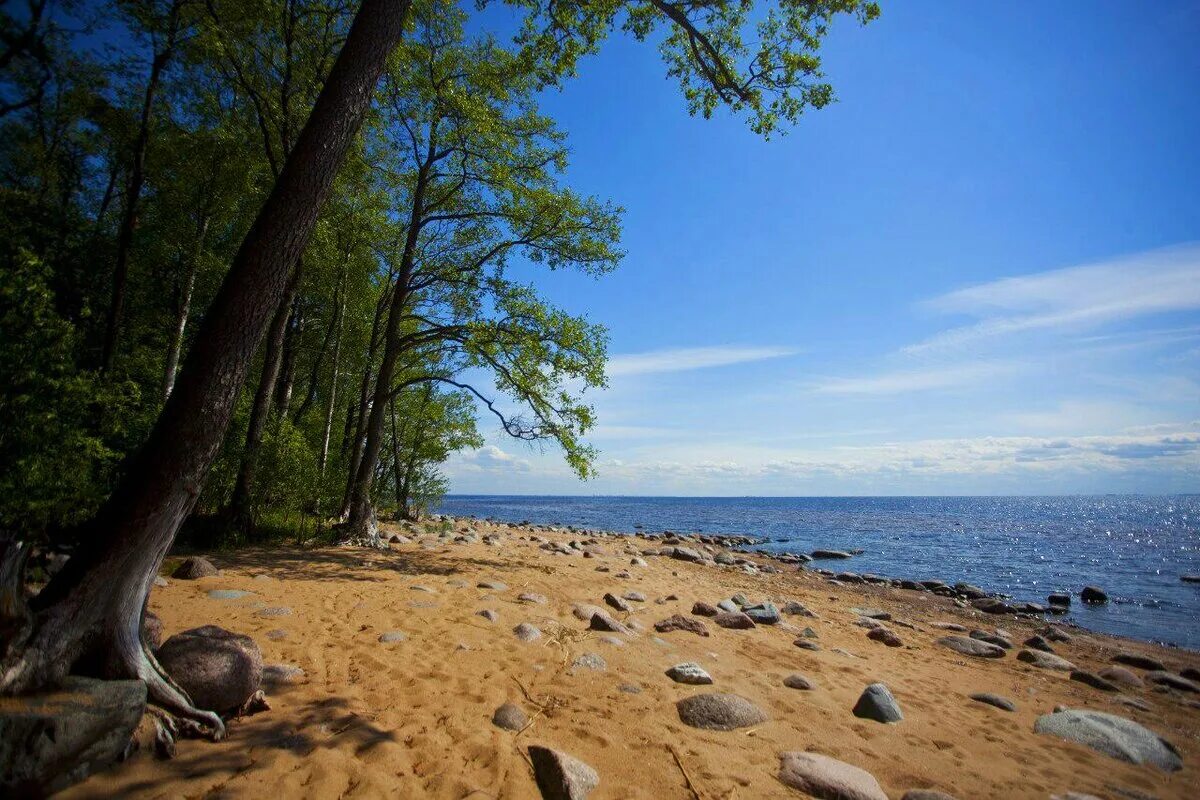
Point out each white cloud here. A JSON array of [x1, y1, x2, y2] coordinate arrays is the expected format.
[[452, 445, 531, 472], [606, 345, 797, 377], [906, 243, 1200, 355]]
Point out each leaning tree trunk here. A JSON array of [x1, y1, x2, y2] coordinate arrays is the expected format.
[[0, 0, 412, 737], [163, 213, 209, 401]]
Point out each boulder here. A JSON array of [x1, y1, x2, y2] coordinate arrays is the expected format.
[[142, 611, 163, 650], [742, 602, 781, 625], [937, 635, 1005, 659], [867, 627, 903, 647], [528, 745, 599, 799], [1034, 710, 1182, 771], [778, 752, 888, 800], [665, 663, 713, 685], [691, 601, 719, 617], [1112, 652, 1165, 671], [1070, 670, 1120, 692], [1098, 666, 1143, 689], [969, 692, 1015, 712], [171, 556, 219, 579], [1017, 649, 1076, 671], [156, 625, 262, 715], [852, 683, 903, 723], [654, 614, 709, 637], [492, 703, 528, 731], [1080, 586, 1108, 604], [676, 693, 767, 731], [0, 677, 146, 796], [713, 611, 756, 630]]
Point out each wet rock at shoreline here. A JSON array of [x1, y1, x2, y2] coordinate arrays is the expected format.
[[1080, 586, 1108, 604], [810, 550, 853, 560]]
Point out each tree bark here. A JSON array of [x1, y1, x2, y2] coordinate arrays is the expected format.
[[163, 213, 209, 401], [0, 0, 412, 735]]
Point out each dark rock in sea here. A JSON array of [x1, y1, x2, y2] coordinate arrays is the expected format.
[[665, 662, 713, 685], [492, 702, 528, 731], [676, 693, 767, 730], [1023, 635, 1054, 652], [742, 602, 781, 625], [156, 625, 262, 715], [691, 601, 719, 617], [867, 627, 904, 647], [1080, 585, 1108, 604], [970, 630, 1013, 650], [853, 683, 903, 723], [778, 752, 887, 800], [1017, 648, 1076, 671], [937, 635, 1006, 658], [783, 674, 815, 690], [713, 611, 756, 630], [1048, 593, 1072, 608], [172, 556, 219, 579], [969, 692, 1016, 712], [1112, 652, 1166, 671], [0, 677, 146, 796], [1182, 575, 1200, 584], [810, 549, 853, 559], [1034, 710, 1182, 771], [1071, 670, 1121, 692], [528, 745, 599, 799], [654, 614, 709, 637]]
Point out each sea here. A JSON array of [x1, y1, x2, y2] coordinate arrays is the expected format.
[[437, 495, 1200, 650]]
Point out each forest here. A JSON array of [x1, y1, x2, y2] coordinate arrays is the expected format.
[[0, 0, 877, 741]]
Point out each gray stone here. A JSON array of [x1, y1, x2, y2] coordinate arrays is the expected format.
[[378, 630, 407, 643], [588, 611, 632, 635], [265, 629, 288, 641], [208, 589, 253, 600], [622, 591, 646, 602], [0, 677, 146, 796], [1034, 710, 1182, 771], [514, 623, 542, 641], [969, 692, 1016, 712], [654, 614, 709, 637], [783, 674, 815, 690], [572, 603, 607, 621], [867, 627, 903, 647], [1024, 635, 1055, 652], [665, 662, 713, 685], [969, 630, 1012, 650], [1112, 652, 1165, 671], [676, 693, 767, 731], [477, 580, 508, 590], [171, 556, 219, 579], [571, 652, 607, 672], [716, 599, 739, 613], [156, 625, 262, 715], [1145, 670, 1200, 692], [742, 602, 781, 625], [810, 550, 853, 559], [782, 601, 816, 617], [519, 592, 548, 604], [937, 635, 1005, 658], [778, 752, 888, 800], [255, 606, 292, 617], [1071, 670, 1121, 692], [262, 663, 304, 687], [850, 607, 891, 620], [603, 592, 630, 612], [492, 703, 528, 731], [1017, 648, 1076, 671], [476, 609, 499, 622], [1080, 585, 1108, 604], [1099, 666, 1143, 689], [793, 638, 821, 651], [852, 683, 903, 723], [153, 575, 169, 588], [528, 745, 599, 799], [713, 611, 756, 630]]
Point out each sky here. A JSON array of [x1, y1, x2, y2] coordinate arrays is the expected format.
[[446, 0, 1200, 496]]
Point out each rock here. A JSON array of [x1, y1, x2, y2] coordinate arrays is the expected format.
[[477, 580, 508, 590], [665, 663, 713, 685], [669, 546, 708, 564], [1034, 709, 1182, 771], [969, 692, 1016, 712], [969, 630, 1012, 649], [783, 674, 815, 690], [572, 603, 607, 621], [716, 599, 739, 613], [265, 629, 288, 641], [971, 597, 1011, 614], [931, 622, 967, 632], [622, 591, 646, 602], [528, 745, 599, 800], [255, 606, 292, 617], [691, 601, 719, 617], [514, 623, 542, 641], [477, 609, 499, 622], [1182, 575, 1200, 584], [851, 607, 891, 620], [852, 683, 903, 723], [1024, 635, 1054, 652], [810, 550, 853, 559], [142, 611, 163, 650], [782, 601, 816, 617], [1112, 652, 1165, 671], [1048, 593, 1071, 608], [492, 703, 528, 731], [588, 611, 631, 635], [603, 592, 630, 612], [571, 653, 607, 672], [378, 630, 407, 643], [713, 611, 756, 629], [1098, 666, 1143, 689], [1181, 667, 1200, 682], [1070, 670, 1121, 692], [867, 627, 903, 647], [778, 752, 888, 800], [742, 602, 781, 625], [519, 592, 548, 604], [1080, 586, 1108, 604], [171, 556, 219, 579], [654, 614, 709, 637], [902, 792, 959, 800], [156, 625, 262, 715], [0, 677, 146, 796], [793, 638, 821, 651], [153, 575, 169, 588], [1145, 671, 1200, 692], [208, 588, 253, 600], [262, 664, 304, 687], [676, 693, 767, 731], [937, 635, 1005, 659], [1038, 625, 1073, 643], [1017, 649, 1076, 671]]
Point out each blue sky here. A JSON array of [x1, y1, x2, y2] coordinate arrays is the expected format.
[[446, 0, 1200, 496]]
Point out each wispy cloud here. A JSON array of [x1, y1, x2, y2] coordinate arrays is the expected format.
[[606, 345, 797, 377], [906, 243, 1200, 355], [811, 361, 1018, 395], [452, 445, 531, 472]]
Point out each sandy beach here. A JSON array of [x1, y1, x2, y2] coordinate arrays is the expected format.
[[63, 518, 1198, 799]]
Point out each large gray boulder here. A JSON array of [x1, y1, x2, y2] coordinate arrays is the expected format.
[[676, 693, 767, 731], [0, 677, 146, 796], [937, 635, 1005, 658], [528, 745, 598, 799], [778, 752, 888, 800], [156, 625, 262, 716], [1034, 710, 1182, 771]]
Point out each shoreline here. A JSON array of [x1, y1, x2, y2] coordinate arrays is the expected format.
[[69, 514, 1199, 798]]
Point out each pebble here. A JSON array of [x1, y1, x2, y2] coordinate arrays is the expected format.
[[665, 662, 713, 685], [571, 652, 607, 672], [265, 629, 288, 641], [378, 631, 407, 643], [676, 692, 768, 731], [783, 674, 815, 690], [622, 591, 646, 602], [410, 585, 437, 593], [969, 692, 1016, 712], [262, 664, 304, 687], [476, 609, 499, 622], [654, 614, 710, 637], [852, 683, 903, 723], [208, 589, 253, 600], [867, 627, 903, 647], [903, 792, 959, 800], [528, 745, 599, 799], [492, 702, 528, 731], [255, 606, 292, 617], [513, 622, 541, 641], [778, 752, 888, 800]]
